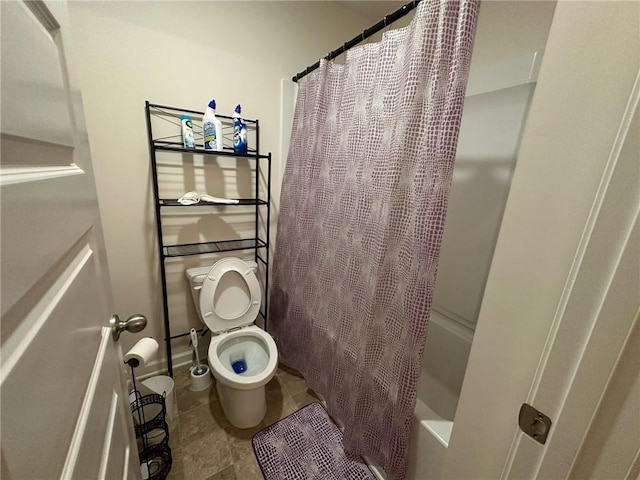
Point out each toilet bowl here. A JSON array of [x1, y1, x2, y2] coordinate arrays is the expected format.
[[185, 258, 278, 429]]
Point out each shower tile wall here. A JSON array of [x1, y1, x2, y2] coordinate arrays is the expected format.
[[419, 78, 538, 420]]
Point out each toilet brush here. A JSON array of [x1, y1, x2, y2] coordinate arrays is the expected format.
[[189, 329, 211, 391], [190, 328, 208, 375]]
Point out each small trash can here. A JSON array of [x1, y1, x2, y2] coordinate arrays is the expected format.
[[142, 375, 177, 427]]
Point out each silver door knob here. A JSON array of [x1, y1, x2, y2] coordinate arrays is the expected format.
[[110, 314, 147, 341]]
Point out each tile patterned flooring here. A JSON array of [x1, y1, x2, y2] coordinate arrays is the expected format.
[[166, 364, 319, 479]]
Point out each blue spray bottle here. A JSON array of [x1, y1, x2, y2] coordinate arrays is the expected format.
[[232, 104, 248, 154]]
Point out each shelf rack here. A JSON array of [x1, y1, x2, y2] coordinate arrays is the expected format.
[[145, 101, 271, 377]]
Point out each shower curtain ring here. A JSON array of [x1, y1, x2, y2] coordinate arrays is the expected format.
[[383, 16, 387, 27]]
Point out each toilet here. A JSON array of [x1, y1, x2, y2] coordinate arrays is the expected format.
[[185, 258, 278, 429]]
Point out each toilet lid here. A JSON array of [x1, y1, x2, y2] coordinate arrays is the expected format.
[[199, 258, 261, 333]]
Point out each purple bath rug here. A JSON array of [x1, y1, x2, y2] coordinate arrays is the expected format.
[[252, 402, 376, 480]]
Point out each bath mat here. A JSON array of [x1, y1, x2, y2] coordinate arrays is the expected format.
[[252, 402, 376, 480]]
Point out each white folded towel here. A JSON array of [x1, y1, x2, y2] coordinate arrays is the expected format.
[[177, 191, 239, 205]]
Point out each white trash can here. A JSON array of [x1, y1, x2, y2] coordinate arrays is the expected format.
[[141, 375, 177, 427]]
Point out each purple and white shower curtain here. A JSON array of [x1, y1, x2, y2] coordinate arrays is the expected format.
[[269, 1, 479, 478]]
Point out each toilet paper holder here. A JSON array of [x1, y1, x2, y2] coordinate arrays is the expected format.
[[110, 313, 147, 341], [124, 335, 172, 475]]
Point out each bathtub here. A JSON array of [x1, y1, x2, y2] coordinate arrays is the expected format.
[[405, 309, 474, 479]]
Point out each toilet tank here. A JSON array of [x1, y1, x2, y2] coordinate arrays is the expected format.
[[185, 259, 258, 305]]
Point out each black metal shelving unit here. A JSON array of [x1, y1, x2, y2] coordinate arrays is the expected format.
[[145, 101, 272, 377]]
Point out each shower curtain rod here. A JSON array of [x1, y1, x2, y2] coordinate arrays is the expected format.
[[292, 0, 421, 82]]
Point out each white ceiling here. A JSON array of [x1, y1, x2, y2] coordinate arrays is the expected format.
[[336, 1, 407, 22]]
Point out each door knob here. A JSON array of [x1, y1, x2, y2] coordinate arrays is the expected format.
[[110, 314, 147, 341]]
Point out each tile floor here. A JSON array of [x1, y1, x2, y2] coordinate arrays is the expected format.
[[166, 364, 319, 479]]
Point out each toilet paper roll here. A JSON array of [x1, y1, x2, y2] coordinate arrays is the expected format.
[[124, 337, 159, 368]]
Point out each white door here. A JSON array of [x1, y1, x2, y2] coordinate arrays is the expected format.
[[0, 1, 140, 479], [501, 91, 639, 479], [443, 1, 640, 478]]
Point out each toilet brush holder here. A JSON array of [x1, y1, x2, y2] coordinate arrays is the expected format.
[[190, 365, 212, 391], [189, 328, 211, 391]]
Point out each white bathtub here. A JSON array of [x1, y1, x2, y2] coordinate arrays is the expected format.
[[405, 310, 473, 479]]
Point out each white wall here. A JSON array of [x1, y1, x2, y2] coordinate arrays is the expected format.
[[66, 1, 372, 366], [469, 1, 556, 71]]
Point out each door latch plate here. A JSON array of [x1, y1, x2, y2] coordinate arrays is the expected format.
[[519, 403, 552, 445]]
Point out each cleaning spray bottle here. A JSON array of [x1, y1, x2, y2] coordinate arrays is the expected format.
[[203, 99, 223, 151], [232, 104, 248, 154]]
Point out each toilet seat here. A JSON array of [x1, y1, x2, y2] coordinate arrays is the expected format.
[[208, 325, 278, 390], [199, 258, 261, 333]]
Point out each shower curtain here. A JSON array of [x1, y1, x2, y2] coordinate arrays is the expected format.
[[269, 1, 479, 478]]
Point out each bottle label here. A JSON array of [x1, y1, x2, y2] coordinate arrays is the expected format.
[[233, 125, 239, 147], [203, 121, 217, 149], [182, 118, 195, 148], [233, 123, 247, 153]]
